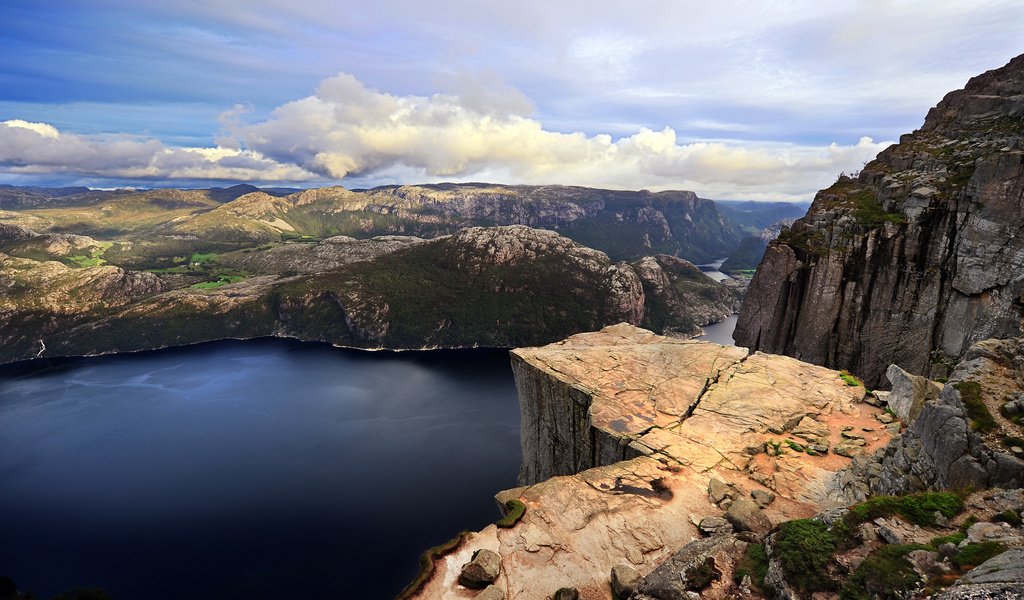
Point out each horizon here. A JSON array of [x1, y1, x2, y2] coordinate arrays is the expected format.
[[1, 1, 1022, 200]]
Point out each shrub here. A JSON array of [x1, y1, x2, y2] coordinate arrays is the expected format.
[[733, 543, 769, 591], [840, 544, 928, 600], [953, 542, 1006, 570], [685, 557, 721, 591], [774, 519, 843, 594], [993, 510, 1022, 527]]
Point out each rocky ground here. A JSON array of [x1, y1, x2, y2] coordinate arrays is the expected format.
[[407, 324, 1024, 600], [410, 324, 897, 599]]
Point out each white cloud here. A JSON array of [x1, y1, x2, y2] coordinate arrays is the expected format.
[[0, 119, 316, 183], [234, 72, 891, 200]]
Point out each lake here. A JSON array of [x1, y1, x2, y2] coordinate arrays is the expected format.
[[0, 340, 521, 600]]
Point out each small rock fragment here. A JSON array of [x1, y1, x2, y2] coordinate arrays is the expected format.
[[459, 549, 502, 589]]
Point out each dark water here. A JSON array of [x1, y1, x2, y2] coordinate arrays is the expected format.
[[697, 314, 738, 346], [0, 340, 521, 600]]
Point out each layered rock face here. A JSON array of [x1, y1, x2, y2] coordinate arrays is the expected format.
[[735, 54, 1024, 387], [415, 324, 893, 599]]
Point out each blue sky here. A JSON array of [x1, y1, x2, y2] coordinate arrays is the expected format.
[[0, 0, 1021, 199]]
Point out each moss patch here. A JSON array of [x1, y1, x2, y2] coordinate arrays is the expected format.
[[774, 519, 844, 594], [955, 381, 997, 433], [496, 499, 526, 528], [395, 531, 472, 600], [733, 543, 769, 592], [846, 492, 965, 527], [840, 544, 929, 600]]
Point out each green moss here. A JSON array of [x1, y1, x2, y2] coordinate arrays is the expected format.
[[955, 381, 997, 433], [785, 439, 805, 452], [774, 519, 843, 594], [930, 532, 966, 547], [953, 542, 1006, 570], [395, 531, 472, 600], [495, 499, 526, 528], [733, 543, 769, 591], [840, 544, 928, 600], [839, 370, 863, 387], [848, 189, 906, 227], [846, 492, 965, 527]]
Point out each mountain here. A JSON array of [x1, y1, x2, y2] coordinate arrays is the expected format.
[[0, 183, 742, 264], [0, 225, 735, 364], [735, 53, 1024, 387]]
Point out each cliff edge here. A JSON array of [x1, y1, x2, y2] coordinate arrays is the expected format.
[[735, 54, 1024, 387]]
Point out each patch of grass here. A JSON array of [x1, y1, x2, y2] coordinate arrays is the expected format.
[[190, 275, 246, 290], [930, 532, 966, 547], [839, 370, 863, 387], [955, 381, 997, 433], [1002, 436, 1024, 449], [840, 544, 929, 600], [993, 510, 1022, 527], [953, 542, 1006, 571], [774, 519, 844, 594], [65, 254, 106, 268], [189, 252, 218, 264], [733, 543, 769, 592], [495, 499, 526, 528], [785, 439, 805, 452], [395, 530, 472, 600], [846, 492, 965, 527], [849, 189, 906, 227]]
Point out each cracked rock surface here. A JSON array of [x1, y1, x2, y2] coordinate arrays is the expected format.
[[413, 324, 892, 599]]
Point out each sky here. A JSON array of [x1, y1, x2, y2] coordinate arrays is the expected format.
[[0, 1, 1021, 200]]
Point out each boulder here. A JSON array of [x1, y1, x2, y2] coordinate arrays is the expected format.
[[724, 498, 772, 535], [611, 564, 640, 598], [932, 547, 1024, 599], [751, 489, 776, 508], [459, 549, 502, 589], [708, 478, 732, 505], [886, 364, 942, 423], [697, 516, 733, 537], [552, 588, 579, 600], [635, 535, 744, 600]]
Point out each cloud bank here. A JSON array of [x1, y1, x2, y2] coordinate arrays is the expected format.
[[0, 72, 890, 200]]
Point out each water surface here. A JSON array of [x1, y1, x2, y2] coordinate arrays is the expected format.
[[0, 340, 520, 599]]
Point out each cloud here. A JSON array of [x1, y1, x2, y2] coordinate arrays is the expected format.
[[0, 119, 316, 183], [0, 70, 893, 199], [232, 72, 891, 199]]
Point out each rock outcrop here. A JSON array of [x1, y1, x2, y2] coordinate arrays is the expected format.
[[831, 335, 1024, 502], [735, 54, 1024, 387], [413, 324, 893, 598]]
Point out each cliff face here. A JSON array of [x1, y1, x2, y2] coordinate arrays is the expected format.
[[735, 54, 1024, 386]]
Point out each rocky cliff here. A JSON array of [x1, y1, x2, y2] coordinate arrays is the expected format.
[[412, 325, 1024, 600], [414, 324, 894, 599], [0, 226, 734, 364], [735, 54, 1024, 387]]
